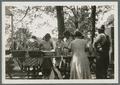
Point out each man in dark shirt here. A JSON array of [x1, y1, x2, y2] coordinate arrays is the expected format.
[[93, 25, 110, 79]]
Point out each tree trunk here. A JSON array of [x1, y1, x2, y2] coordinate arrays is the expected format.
[[91, 6, 96, 43], [75, 12, 78, 29], [56, 6, 65, 39]]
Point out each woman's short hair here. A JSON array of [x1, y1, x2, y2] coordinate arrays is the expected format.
[[32, 36, 37, 39], [64, 31, 71, 37], [44, 33, 51, 39], [74, 31, 83, 38]]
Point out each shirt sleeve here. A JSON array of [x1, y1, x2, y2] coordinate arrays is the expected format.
[[93, 34, 106, 47], [94, 34, 102, 44], [68, 42, 72, 50], [39, 40, 44, 50], [50, 41, 54, 49]]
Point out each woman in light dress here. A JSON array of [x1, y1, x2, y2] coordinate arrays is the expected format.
[[68, 31, 91, 79]]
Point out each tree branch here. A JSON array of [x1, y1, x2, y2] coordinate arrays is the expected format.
[[64, 6, 76, 17], [19, 6, 30, 22]]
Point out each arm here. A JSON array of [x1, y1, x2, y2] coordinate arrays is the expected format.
[[50, 41, 54, 50], [93, 34, 102, 49], [39, 41, 44, 50], [68, 42, 72, 52], [85, 43, 89, 52]]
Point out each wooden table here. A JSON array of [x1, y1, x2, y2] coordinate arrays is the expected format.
[[11, 50, 72, 78]]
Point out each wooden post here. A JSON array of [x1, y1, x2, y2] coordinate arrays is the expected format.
[[75, 6, 78, 29], [91, 6, 96, 43], [11, 14, 14, 50], [56, 6, 65, 39], [111, 26, 114, 64]]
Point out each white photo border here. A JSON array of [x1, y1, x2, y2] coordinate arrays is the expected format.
[[2, 1, 118, 84]]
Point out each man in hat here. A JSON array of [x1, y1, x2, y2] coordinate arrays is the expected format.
[[93, 25, 110, 79]]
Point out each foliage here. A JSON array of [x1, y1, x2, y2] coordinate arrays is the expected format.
[[5, 5, 114, 50], [63, 5, 113, 37], [96, 5, 114, 28], [63, 6, 92, 37], [14, 28, 32, 50], [6, 6, 57, 49]]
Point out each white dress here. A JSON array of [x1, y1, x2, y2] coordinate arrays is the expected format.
[[69, 38, 91, 79]]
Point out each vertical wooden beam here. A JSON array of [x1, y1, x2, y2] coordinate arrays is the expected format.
[[56, 6, 65, 39], [91, 6, 96, 43], [11, 15, 14, 50]]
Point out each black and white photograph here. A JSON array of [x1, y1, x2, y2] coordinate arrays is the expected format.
[[2, 1, 118, 84]]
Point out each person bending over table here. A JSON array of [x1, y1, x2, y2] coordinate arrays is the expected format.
[[39, 33, 54, 79]]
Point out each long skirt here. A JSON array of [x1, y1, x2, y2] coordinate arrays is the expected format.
[[70, 55, 91, 79]]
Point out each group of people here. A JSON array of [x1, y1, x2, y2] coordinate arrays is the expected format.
[[31, 25, 110, 79], [11, 24, 110, 79]]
